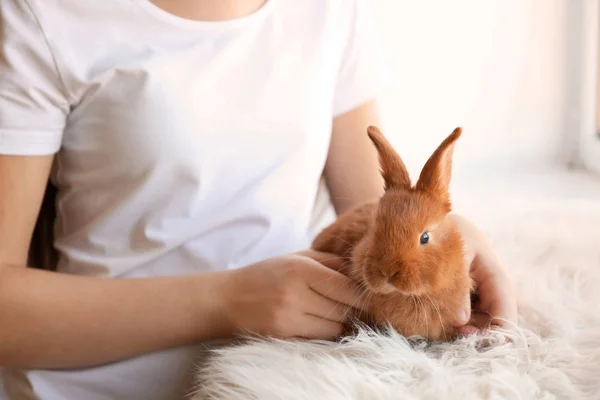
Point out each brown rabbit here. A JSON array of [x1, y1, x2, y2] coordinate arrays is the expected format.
[[312, 126, 473, 341]]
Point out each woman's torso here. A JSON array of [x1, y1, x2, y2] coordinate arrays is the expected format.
[[49, 0, 341, 280], [0, 0, 375, 398]]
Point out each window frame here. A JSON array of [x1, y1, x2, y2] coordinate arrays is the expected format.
[[577, 1, 600, 173]]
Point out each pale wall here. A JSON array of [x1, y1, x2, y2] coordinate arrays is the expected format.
[[371, 1, 572, 179]]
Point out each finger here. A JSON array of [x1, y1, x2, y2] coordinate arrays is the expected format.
[[477, 276, 517, 327], [298, 249, 349, 271], [301, 259, 368, 312], [493, 276, 518, 327], [468, 311, 491, 329], [470, 253, 518, 325], [297, 314, 344, 340], [303, 288, 353, 323], [452, 215, 518, 328], [453, 287, 472, 327], [456, 311, 491, 336]]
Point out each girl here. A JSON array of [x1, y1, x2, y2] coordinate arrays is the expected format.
[[0, 0, 517, 399]]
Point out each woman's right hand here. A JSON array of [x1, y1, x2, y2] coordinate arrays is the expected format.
[[218, 250, 365, 340]]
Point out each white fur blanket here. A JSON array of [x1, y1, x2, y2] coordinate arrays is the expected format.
[[189, 195, 600, 400]]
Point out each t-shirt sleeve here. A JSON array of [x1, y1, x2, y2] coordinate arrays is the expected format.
[[332, 0, 390, 117], [0, 0, 69, 155]]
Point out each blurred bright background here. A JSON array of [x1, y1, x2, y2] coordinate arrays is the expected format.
[[374, 1, 568, 172], [372, 0, 600, 199], [313, 0, 600, 231]]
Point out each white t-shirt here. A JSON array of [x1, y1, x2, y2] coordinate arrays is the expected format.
[[0, 0, 385, 398]]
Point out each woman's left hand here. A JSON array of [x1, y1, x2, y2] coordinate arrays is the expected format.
[[449, 214, 518, 335]]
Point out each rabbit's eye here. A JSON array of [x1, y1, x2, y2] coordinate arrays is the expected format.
[[420, 232, 430, 245]]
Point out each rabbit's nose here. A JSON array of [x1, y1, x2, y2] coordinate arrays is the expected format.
[[388, 272, 400, 283]]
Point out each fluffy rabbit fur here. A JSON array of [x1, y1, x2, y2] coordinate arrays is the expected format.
[[312, 126, 473, 341]]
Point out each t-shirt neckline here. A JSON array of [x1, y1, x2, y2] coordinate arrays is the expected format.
[[130, 0, 276, 30]]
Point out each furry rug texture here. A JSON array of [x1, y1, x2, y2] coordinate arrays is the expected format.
[[189, 196, 600, 400]]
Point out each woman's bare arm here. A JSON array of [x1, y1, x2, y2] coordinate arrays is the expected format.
[[0, 155, 229, 369], [0, 155, 367, 369], [325, 100, 385, 215], [0, 266, 229, 369]]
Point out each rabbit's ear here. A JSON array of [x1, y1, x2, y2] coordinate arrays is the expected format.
[[415, 127, 462, 205], [367, 126, 411, 190]]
